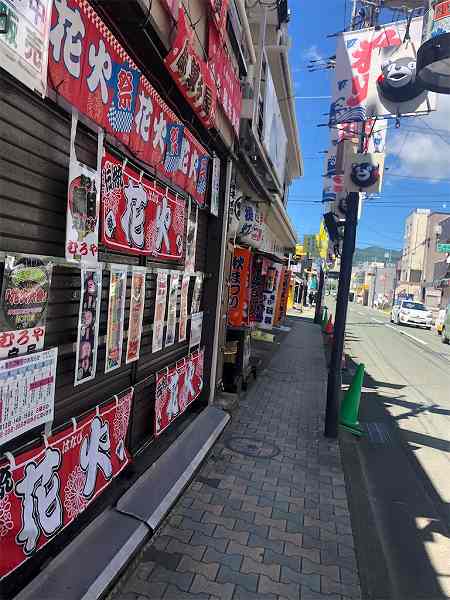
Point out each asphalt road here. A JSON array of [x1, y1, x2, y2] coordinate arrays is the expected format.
[[335, 301, 450, 599]]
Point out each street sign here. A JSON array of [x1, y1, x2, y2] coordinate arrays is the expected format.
[[437, 243, 450, 253]]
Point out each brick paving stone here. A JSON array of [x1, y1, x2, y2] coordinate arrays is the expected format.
[[191, 500, 224, 516], [258, 574, 300, 600], [284, 541, 320, 563], [202, 547, 242, 571], [216, 565, 258, 592], [190, 532, 228, 553], [176, 555, 219, 580], [221, 506, 255, 524], [254, 513, 287, 530], [122, 580, 168, 598], [268, 526, 303, 547], [321, 576, 362, 598], [281, 565, 321, 592], [234, 519, 268, 538], [165, 539, 206, 561], [190, 574, 234, 600], [176, 507, 205, 522], [263, 548, 300, 572], [150, 565, 193, 591], [213, 525, 249, 544], [162, 585, 211, 600], [247, 533, 284, 554], [241, 556, 280, 581], [179, 518, 215, 536], [227, 540, 264, 561], [202, 513, 236, 530], [320, 550, 357, 571], [300, 587, 341, 600], [302, 557, 340, 582], [162, 526, 193, 544], [232, 586, 277, 600]]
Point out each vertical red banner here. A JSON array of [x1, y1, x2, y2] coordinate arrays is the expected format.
[[228, 247, 252, 327]]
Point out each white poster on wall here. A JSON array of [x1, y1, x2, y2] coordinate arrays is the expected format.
[[191, 274, 203, 314], [105, 265, 127, 373], [210, 154, 220, 217], [189, 311, 203, 350], [152, 270, 168, 353], [0, 0, 52, 97], [185, 198, 198, 274], [126, 267, 146, 364], [165, 271, 179, 348], [178, 274, 190, 342], [262, 61, 288, 187], [0, 347, 58, 446]]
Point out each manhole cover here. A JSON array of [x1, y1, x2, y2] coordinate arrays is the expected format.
[[225, 436, 280, 458]]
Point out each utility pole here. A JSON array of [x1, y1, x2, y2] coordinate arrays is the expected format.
[[324, 0, 379, 438]]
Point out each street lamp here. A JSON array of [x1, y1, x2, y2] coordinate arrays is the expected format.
[[417, 1, 450, 94]]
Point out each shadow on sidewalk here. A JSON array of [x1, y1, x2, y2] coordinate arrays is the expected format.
[[341, 356, 450, 600]]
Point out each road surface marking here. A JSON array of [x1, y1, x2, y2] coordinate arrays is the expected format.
[[357, 311, 365, 316], [385, 324, 428, 345], [371, 317, 383, 324]]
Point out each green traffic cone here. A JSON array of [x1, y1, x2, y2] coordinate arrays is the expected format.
[[340, 363, 365, 436]]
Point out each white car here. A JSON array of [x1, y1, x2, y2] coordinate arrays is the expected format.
[[391, 300, 432, 329]]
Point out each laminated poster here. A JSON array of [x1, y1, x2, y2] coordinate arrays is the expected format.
[[0, 255, 53, 359], [165, 272, 179, 348], [189, 311, 203, 350], [154, 348, 204, 436], [191, 274, 203, 314], [105, 266, 127, 373], [0, 390, 133, 580], [0, 347, 58, 447], [74, 266, 102, 386], [179, 275, 190, 343], [66, 112, 103, 264], [185, 198, 198, 274], [210, 154, 220, 217], [126, 267, 146, 364], [152, 271, 168, 353], [0, 0, 52, 98]]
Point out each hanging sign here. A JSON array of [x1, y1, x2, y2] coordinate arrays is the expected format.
[[0, 0, 52, 97], [0, 347, 58, 447], [347, 152, 385, 193], [179, 275, 190, 342], [48, 0, 210, 207], [329, 18, 436, 126], [165, 272, 179, 348], [208, 21, 242, 136], [66, 112, 102, 263], [101, 151, 185, 260], [260, 262, 282, 330], [0, 390, 132, 580], [105, 266, 127, 373], [74, 266, 102, 386], [154, 348, 204, 436], [228, 247, 251, 327], [152, 270, 168, 353], [0, 256, 52, 359], [185, 199, 198, 274], [249, 256, 264, 324], [238, 201, 265, 248], [191, 274, 203, 313], [125, 267, 146, 364], [210, 154, 221, 217], [165, 7, 217, 129], [189, 311, 203, 350], [417, 0, 450, 94]]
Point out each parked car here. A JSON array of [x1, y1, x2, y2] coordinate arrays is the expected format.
[[435, 309, 446, 335], [442, 303, 450, 344], [390, 300, 433, 329]]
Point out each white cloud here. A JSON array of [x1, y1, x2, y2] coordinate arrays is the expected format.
[[387, 95, 450, 182], [303, 45, 324, 64]]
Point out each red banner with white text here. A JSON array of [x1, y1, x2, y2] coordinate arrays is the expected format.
[[155, 349, 204, 436], [101, 152, 185, 259], [208, 21, 241, 136], [0, 390, 133, 580], [48, 0, 209, 206], [164, 7, 217, 129]]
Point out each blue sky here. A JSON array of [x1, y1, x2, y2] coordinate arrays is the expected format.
[[286, 0, 450, 251]]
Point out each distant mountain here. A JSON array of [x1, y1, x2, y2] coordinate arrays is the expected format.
[[353, 246, 401, 265]]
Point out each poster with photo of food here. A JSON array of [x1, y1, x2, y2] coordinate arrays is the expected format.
[[179, 275, 190, 342], [74, 266, 102, 386], [152, 270, 168, 353], [165, 272, 179, 348]]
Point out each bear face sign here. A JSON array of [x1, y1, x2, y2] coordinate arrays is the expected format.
[[350, 162, 380, 189], [377, 56, 425, 103]]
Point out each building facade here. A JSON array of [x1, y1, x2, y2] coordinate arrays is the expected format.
[[0, 0, 301, 594]]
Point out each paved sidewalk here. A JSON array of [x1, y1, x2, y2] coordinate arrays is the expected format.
[[111, 315, 361, 600]]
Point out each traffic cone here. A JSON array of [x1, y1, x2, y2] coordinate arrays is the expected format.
[[324, 315, 334, 335], [322, 310, 330, 331], [339, 363, 365, 436]]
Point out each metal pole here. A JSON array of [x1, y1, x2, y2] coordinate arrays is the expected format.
[[314, 267, 325, 323], [324, 193, 359, 438]]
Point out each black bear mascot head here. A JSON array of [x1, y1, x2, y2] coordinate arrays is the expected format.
[[377, 56, 424, 103], [350, 162, 380, 189]]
